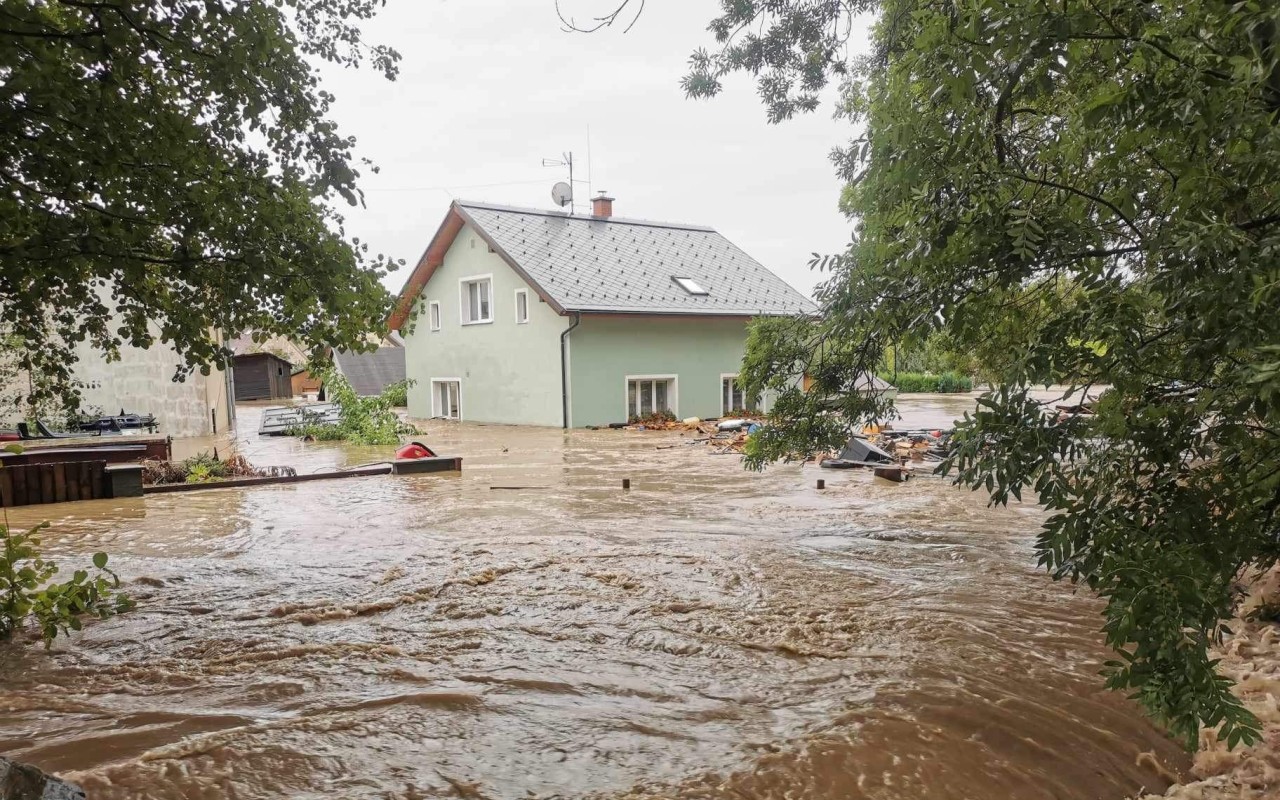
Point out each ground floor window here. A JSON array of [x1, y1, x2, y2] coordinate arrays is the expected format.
[[432, 379, 461, 420], [721, 375, 758, 415], [627, 376, 676, 421]]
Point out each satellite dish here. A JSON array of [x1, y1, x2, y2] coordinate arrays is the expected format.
[[551, 181, 573, 207]]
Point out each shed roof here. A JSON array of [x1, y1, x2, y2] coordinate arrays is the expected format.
[[390, 201, 818, 329], [227, 333, 307, 365], [333, 346, 406, 397]]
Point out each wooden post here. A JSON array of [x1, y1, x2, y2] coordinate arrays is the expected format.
[[622, 478, 631, 490], [13, 465, 28, 506], [89, 461, 104, 499], [78, 461, 92, 500], [53, 463, 66, 503], [817, 479, 825, 490], [40, 465, 55, 504]]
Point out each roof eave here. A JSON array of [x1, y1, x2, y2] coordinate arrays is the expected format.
[[387, 205, 467, 331]]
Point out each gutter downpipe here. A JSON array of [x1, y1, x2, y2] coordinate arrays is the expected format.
[[560, 311, 582, 429]]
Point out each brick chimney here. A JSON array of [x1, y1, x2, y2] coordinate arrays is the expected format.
[[591, 191, 615, 218]]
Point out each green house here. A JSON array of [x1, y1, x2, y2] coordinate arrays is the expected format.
[[390, 196, 817, 428]]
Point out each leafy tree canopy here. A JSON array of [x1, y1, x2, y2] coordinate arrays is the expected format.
[[0, 0, 400, 411], [584, 0, 1280, 748]]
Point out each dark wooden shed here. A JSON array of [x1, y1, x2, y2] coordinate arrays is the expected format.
[[233, 352, 293, 401]]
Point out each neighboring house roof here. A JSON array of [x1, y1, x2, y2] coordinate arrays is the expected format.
[[228, 333, 308, 366], [390, 200, 818, 330], [333, 347, 406, 397], [855, 373, 896, 393]]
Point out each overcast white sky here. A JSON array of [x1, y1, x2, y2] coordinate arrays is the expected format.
[[317, 1, 871, 300]]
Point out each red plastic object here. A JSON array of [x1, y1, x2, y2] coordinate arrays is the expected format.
[[396, 442, 436, 460]]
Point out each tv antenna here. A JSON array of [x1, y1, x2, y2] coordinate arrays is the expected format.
[[542, 152, 576, 213]]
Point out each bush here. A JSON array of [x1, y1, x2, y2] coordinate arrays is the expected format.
[[295, 366, 416, 445], [884, 371, 974, 393], [141, 452, 284, 485], [382, 380, 409, 407], [1, 522, 134, 646]]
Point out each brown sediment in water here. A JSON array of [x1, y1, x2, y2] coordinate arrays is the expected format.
[[0, 395, 1194, 799]]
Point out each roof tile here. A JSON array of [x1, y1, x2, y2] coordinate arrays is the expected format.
[[458, 202, 818, 316]]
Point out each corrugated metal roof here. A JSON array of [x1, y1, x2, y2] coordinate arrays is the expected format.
[[457, 202, 818, 316], [333, 347, 406, 397]]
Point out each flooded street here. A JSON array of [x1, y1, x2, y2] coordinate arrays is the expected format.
[[0, 395, 1188, 799]]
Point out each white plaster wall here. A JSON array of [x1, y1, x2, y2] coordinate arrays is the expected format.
[[402, 224, 569, 426], [72, 328, 232, 438]]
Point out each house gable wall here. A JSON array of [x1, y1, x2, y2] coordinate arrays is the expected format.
[[402, 223, 568, 426]]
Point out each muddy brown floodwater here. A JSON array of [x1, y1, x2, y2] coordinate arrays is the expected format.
[[0, 394, 1189, 799]]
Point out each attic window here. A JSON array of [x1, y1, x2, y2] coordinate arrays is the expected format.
[[672, 276, 709, 296]]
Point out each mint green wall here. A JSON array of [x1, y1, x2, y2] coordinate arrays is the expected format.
[[401, 224, 569, 426], [567, 315, 750, 427]]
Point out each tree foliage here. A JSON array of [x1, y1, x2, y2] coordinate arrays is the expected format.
[[663, 0, 1280, 748], [0, 0, 401, 413], [1, 520, 134, 646], [293, 364, 412, 445]]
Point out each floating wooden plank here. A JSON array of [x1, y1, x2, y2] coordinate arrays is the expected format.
[[144, 464, 394, 494], [144, 457, 463, 495]]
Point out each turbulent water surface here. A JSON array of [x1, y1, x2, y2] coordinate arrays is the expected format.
[[0, 395, 1188, 799]]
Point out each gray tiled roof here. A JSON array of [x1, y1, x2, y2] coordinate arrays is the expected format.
[[458, 202, 818, 316], [333, 346, 406, 397]]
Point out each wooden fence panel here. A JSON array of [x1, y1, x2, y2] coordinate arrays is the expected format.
[[0, 460, 110, 507]]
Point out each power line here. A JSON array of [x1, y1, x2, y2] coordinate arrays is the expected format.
[[362, 178, 553, 193]]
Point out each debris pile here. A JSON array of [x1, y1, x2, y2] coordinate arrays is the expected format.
[[817, 427, 955, 481], [142, 453, 296, 486], [591, 414, 766, 455]]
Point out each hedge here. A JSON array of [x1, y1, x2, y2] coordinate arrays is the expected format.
[[883, 371, 973, 393]]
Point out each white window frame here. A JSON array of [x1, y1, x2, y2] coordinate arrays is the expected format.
[[431, 378, 462, 420], [514, 289, 529, 324], [459, 274, 494, 325], [428, 300, 441, 332], [720, 373, 750, 416], [624, 374, 679, 420]]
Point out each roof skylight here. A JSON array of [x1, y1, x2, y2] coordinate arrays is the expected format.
[[672, 276, 709, 296]]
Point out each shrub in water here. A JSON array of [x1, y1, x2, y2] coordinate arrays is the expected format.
[[1, 522, 134, 646], [883, 372, 974, 393]]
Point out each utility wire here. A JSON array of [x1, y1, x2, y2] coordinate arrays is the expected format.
[[363, 178, 554, 193]]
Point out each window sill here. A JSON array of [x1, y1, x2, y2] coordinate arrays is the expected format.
[[461, 320, 494, 326], [516, 320, 529, 325]]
